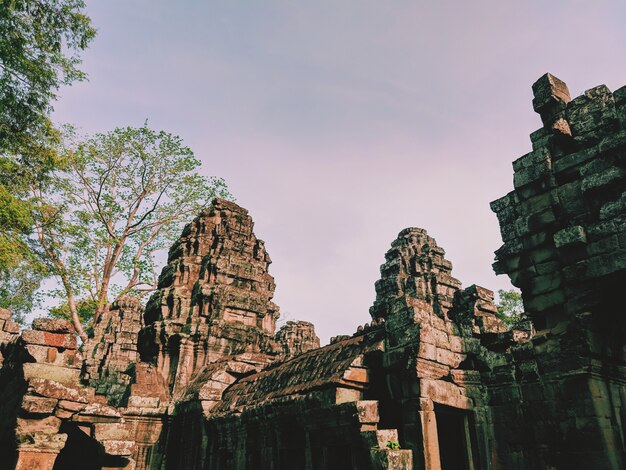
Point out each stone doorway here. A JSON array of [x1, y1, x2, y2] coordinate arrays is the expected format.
[[53, 422, 101, 470], [52, 421, 132, 470], [434, 404, 476, 470]]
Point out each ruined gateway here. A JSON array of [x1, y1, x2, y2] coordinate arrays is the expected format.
[[1, 73, 625, 470]]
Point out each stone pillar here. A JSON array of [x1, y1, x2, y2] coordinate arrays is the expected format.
[[172, 337, 194, 396], [16, 452, 60, 470], [15, 434, 67, 470], [417, 399, 441, 470]]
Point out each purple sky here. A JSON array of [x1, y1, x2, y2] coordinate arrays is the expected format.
[[52, 1, 626, 343]]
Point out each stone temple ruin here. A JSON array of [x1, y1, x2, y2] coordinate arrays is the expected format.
[[0, 73, 625, 469]]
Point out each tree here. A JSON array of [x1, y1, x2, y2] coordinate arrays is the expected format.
[[48, 297, 95, 326], [0, 137, 57, 321], [32, 124, 232, 340], [0, 0, 95, 316], [496, 288, 525, 326], [0, 260, 45, 324], [0, 0, 95, 155]]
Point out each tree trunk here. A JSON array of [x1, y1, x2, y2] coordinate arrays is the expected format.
[[92, 242, 123, 325], [60, 273, 87, 343]]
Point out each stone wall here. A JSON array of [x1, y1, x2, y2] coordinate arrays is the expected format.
[[0, 307, 20, 366], [490, 73, 626, 469], [83, 296, 144, 406], [0, 318, 136, 469], [492, 73, 626, 326]]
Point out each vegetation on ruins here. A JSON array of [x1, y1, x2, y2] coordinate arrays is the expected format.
[[48, 296, 96, 326], [386, 440, 400, 450], [0, 0, 95, 322], [495, 288, 524, 325], [30, 124, 232, 341]]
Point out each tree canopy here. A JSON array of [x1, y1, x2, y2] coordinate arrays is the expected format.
[[0, 0, 95, 318], [31, 124, 232, 340], [495, 288, 525, 326], [0, 0, 95, 154]]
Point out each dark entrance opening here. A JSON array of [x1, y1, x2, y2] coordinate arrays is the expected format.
[[53, 421, 132, 470], [327, 446, 351, 469], [279, 448, 305, 470], [53, 422, 101, 470], [434, 404, 477, 470], [167, 335, 181, 393]]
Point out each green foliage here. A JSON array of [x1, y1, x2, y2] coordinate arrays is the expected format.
[[0, 146, 59, 269], [386, 440, 400, 450], [32, 124, 232, 333], [0, 0, 95, 155], [0, 150, 55, 323], [0, 0, 94, 320], [496, 288, 524, 325], [49, 297, 95, 326], [0, 261, 45, 324]]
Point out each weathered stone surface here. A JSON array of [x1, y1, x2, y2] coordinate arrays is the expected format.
[[3, 321, 20, 333], [20, 396, 58, 415], [0, 307, 11, 320], [135, 198, 285, 404], [213, 334, 383, 414], [0, 308, 21, 367], [80, 402, 122, 418], [275, 320, 320, 358], [491, 74, 626, 469], [102, 439, 136, 456], [21, 330, 77, 350], [23, 363, 81, 386], [15, 415, 61, 434], [56, 400, 86, 412], [82, 296, 143, 406], [554, 225, 587, 247], [27, 378, 89, 403], [532, 72, 571, 124], [370, 448, 414, 470], [370, 227, 462, 322], [3, 89, 626, 470], [31, 318, 73, 334], [23, 344, 82, 368]]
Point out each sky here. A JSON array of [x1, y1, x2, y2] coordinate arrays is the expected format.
[[52, 0, 626, 344]]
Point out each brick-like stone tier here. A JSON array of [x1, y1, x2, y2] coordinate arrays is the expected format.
[[488, 73, 626, 469]]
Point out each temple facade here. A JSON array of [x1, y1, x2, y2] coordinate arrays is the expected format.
[[0, 74, 625, 469]]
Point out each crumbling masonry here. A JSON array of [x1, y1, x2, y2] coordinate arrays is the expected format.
[[0, 74, 625, 469]]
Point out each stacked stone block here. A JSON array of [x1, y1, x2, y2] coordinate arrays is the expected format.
[[0, 307, 20, 366], [369, 227, 505, 470], [275, 320, 320, 358], [140, 199, 282, 396], [492, 73, 626, 323], [490, 73, 626, 469], [0, 318, 136, 469], [370, 227, 461, 323], [83, 296, 143, 406]]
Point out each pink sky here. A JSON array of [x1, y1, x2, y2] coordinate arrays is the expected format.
[[52, 1, 626, 343]]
